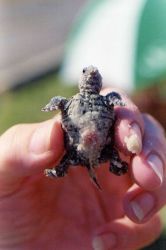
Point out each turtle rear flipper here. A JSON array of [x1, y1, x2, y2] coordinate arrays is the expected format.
[[109, 148, 128, 176], [45, 154, 70, 178]]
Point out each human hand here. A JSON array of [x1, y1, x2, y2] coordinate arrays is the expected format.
[[0, 90, 165, 250]]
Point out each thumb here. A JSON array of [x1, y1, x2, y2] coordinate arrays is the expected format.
[[0, 118, 64, 185]]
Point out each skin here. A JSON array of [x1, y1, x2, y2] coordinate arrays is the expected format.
[[0, 89, 165, 250]]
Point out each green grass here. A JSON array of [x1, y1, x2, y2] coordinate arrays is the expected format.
[[0, 74, 166, 237], [0, 74, 76, 134]]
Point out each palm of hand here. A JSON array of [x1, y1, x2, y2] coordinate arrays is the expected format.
[[3, 166, 130, 250]]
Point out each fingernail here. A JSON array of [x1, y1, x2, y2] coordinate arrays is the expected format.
[[130, 193, 155, 221], [92, 234, 117, 250], [147, 154, 164, 184], [124, 123, 142, 154], [29, 121, 52, 154]]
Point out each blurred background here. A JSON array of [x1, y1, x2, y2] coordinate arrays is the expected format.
[[0, 0, 165, 248]]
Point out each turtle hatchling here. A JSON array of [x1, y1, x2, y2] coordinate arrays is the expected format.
[[42, 65, 128, 189]]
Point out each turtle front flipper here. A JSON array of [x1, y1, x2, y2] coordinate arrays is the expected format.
[[105, 91, 125, 107], [41, 96, 68, 112]]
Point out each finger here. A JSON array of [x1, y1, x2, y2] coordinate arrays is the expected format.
[[0, 118, 64, 185], [101, 88, 144, 155], [124, 181, 166, 223], [131, 114, 166, 190], [92, 215, 162, 250]]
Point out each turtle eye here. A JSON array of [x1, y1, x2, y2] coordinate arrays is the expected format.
[[82, 67, 87, 73]]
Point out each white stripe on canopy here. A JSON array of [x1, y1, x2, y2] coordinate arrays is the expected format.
[[62, 0, 146, 93]]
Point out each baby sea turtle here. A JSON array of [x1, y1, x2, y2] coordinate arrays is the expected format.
[[42, 65, 128, 189]]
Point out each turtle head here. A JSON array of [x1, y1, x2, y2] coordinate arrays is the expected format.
[[79, 65, 102, 94]]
